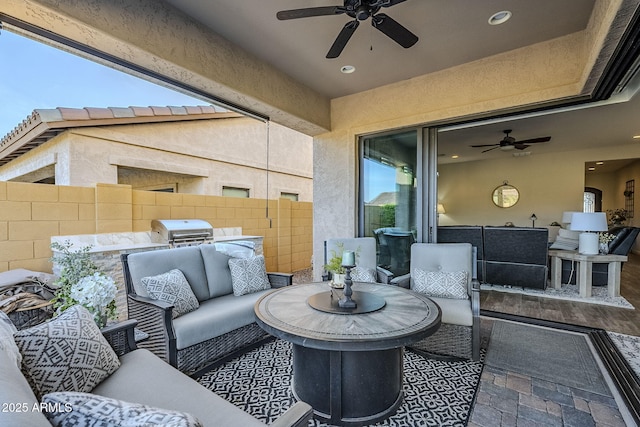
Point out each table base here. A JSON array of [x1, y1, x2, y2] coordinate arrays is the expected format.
[[292, 344, 403, 426]]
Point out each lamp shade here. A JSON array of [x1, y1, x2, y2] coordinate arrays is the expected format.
[[568, 212, 608, 232], [437, 203, 445, 214]]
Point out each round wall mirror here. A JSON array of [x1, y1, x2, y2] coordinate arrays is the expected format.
[[492, 183, 519, 208]]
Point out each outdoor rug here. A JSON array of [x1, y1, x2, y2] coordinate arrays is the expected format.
[[197, 339, 484, 426], [485, 320, 611, 396], [481, 282, 634, 309]]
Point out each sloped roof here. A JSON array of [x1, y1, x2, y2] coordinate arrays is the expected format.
[[367, 192, 396, 206], [0, 105, 242, 166]]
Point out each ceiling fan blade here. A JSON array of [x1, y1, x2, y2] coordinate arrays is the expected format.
[[481, 146, 500, 153], [371, 13, 418, 48], [326, 20, 359, 59], [516, 136, 551, 145], [470, 143, 500, 148], [277, 6, 344, 20]]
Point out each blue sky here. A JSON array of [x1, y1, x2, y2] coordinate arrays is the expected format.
[[0, 30, 205, 137]]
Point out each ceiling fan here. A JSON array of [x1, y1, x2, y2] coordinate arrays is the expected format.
[[470, 130, 551, 153], [276, 0, 418, 59]]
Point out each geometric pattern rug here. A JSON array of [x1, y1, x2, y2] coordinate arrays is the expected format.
[[197, 339, 484, 426]]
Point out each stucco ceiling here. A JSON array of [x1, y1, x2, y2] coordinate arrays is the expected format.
[[163, 0, 595, 99], [160, 0, 640, 171]]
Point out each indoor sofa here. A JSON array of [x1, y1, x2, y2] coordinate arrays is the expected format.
[[437, 225, 549, 289], [121, 244, 293, 375], [0, 308, 312, 427]]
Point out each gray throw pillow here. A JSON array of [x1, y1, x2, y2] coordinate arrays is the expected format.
[[413, 269, 469, 299], [0, 310, 21, 368], [14, 305, 120, 399], [141, 269, 200, 319], [42, 391, 203, 427], [228, 255, 271, 296], [351, 266, 377, 283]]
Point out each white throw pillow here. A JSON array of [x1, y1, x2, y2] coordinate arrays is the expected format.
[[413, 269, 469, 299], [43, 391, 203, 427], [141, 269, 200, 319], [14, 305, 121, 399], [228, 255, 271, 296]]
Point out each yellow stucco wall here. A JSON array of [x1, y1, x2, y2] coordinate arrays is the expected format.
[[0, 181, 313, 274]]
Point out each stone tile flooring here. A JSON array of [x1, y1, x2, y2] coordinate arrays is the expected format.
[[469, 362, 627, 427]]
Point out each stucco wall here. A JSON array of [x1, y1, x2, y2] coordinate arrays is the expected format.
[[0, 181, 313, 275]]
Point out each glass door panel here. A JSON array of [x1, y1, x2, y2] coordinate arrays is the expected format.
[[360, 130, 417, 276]]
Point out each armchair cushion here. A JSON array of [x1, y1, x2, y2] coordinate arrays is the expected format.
[[42, 391, 203, 427], [413, 269, 468, 299], [14, 305, 120, 399], [228, 255, 270, 296], [428, 297, 474, 326], [141, 269, 200, 319]]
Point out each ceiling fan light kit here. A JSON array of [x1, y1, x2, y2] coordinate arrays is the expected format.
[[276, 0, 418, 59]]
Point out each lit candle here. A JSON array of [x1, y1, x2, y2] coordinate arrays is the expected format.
[[341, 250, 355, 266]]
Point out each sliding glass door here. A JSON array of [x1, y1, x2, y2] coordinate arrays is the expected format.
[[360, 130, 418, 276]]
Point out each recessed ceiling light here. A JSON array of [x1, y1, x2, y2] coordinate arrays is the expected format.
[[596, 161, 604, 165], [340, 65, 355, 74], [488, 11, 512, 25], [588, 167, 596, 171], [451, 155, 459, 159], [633, 135, 640, 139]]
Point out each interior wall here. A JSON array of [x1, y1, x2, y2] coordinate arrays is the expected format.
[[438, 144, 640, 229]]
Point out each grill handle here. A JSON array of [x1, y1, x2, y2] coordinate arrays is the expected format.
[[171, 232, 212, 239]]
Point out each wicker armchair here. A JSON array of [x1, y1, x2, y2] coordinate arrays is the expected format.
[[392, 243, 480, 361], [324, 237, 394, 284]]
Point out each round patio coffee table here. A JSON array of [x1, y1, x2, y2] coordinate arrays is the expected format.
[[254, 282, 441, 426]]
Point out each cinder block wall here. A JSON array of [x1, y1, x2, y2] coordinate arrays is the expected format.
[[0, 181, 313, 274]]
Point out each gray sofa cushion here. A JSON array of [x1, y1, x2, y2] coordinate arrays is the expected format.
[[0, 310, 21, 367], [0, 350, 50, 427], [127, 246, 210, 302], [199, 245, 234, 298], [172, 290, 271, 350], [92, 349, 267, 427], [229, 255, 271, 296]]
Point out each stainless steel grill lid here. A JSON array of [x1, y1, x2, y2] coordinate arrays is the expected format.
[[151, 219, 213, 243]]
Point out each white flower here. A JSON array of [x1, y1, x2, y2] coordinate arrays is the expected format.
[[70, 272, 117, 313]]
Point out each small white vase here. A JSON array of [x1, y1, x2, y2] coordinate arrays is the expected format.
[[331, 273, 346, 288]]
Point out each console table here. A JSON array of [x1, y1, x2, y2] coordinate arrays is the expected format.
[[548, 249, 627, 298], [254, 282, 441, 426]]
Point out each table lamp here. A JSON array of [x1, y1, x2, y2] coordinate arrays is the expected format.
[[569, 212, 608, 255]]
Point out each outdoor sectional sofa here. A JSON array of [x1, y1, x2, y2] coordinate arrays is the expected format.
[[121, 244, 293, 375], [0, 307, 312, 427]]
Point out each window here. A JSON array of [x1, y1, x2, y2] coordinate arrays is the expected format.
[[360, 130, 417, 276], [281, 192, 299, 201], [223, 186, 250, 198]]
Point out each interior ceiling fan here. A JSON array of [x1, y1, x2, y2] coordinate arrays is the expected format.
[[470, 130, 551, 153], [276, 0, 418, 59]]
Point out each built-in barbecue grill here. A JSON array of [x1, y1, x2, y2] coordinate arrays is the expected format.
[[151, 219, 214, 247]]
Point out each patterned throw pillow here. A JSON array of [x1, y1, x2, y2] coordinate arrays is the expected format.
[[351, 266, 377, 283], [228, 255, 271, 296], [42, 391, 203, 427], [413, 269, 469, 299], [13, 305, 121, 399], [141, 269, 200, 319], [0, 310, 21, 368]]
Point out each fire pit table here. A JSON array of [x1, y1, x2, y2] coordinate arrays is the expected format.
[[254, 282, 441, 426]]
